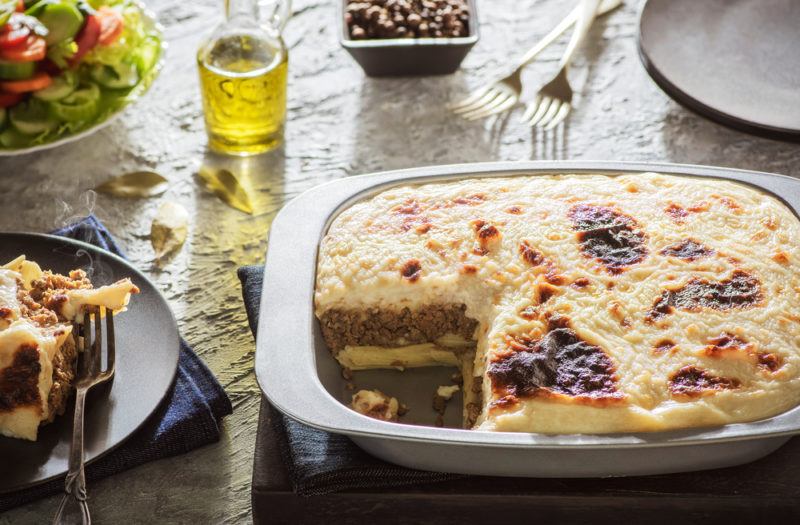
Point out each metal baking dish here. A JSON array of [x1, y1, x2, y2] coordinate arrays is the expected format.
[[338, 0, 479, 77], [255, 161, 800, 477]]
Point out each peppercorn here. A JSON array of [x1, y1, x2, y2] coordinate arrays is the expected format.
[[345, 0, 470, 40]]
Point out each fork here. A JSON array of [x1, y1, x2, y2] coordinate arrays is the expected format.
[[53, 307, 116, 525], [520, 0, 602, 129], [451, 0, 622, 121]]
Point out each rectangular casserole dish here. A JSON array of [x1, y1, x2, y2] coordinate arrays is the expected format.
[[255, 161, 800, 477]]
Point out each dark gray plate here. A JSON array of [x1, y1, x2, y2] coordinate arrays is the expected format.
[[638, 0, 800, 141], [0, 233, 180, 493]]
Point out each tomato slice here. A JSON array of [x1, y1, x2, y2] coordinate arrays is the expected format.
[[0, 35, 46, 62], [0, 71, 52, 93], [0, 91, 23, 107], [68, 14, 100, 67], [0, 15, 32, 50], [97, 7, 123, 46], [15, 0, 23, 12]]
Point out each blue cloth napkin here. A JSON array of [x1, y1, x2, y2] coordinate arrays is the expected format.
[[238, 265, 461, 496], [0, 215, 232, 512]]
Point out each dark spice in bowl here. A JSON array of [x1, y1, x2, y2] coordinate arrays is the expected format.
[[345, 0, 470, 39]]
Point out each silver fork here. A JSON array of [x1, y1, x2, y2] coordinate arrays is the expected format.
[[521, 0, 602, 129], [451, 0, 622, 121], [53, 307, 116, 525]]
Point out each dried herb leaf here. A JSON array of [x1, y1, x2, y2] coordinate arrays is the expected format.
[[197, 167, 254, 215], [95, 171, 169, 198], [151, 201, 189, 261]]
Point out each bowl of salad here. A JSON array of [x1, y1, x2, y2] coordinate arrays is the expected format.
[[0, 0, 163, 154]]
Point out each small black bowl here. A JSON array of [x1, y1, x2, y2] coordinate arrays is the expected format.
[[339, 0, 480, 77]]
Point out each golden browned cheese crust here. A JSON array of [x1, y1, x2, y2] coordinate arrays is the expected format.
[[315, 172, 800, 434]]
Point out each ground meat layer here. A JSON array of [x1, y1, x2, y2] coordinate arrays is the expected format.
[[45, 335, 77, 423], [319, 304, 477, 353]]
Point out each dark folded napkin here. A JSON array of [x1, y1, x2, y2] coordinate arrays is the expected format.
[[1, 215, 233, 513], [238, 265, 462, 496]]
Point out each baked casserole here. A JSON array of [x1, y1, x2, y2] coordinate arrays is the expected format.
[[315, 172, 800, 433]]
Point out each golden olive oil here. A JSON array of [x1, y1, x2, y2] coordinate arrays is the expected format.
[[198, 35, 288, 155]]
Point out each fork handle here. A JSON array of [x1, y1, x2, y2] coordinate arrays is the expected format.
[[53, 388, 91, 525], [516, 0, 621, 70], [557, 0, 603, 70]]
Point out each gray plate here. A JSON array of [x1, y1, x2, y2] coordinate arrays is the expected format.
[[638, 0, 800, 141], [256, 161, 800, 477], [0, 234, 180, 492]]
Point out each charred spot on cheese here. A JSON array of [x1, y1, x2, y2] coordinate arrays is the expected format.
[[400, 259, 422, 282], [472, 220, 501, 255], [718, 196, 743, 213], [757, 352, 783, 373], [669, 366, 740, 398], [537, 282, 560, 304], [703, 332, 751, 356], [659, 239, 715, 261], [773, 252, 790, 265], [519, 241, 544, 266], [519, 305, 538, 320], [460, 264, 478, 275], [571, 277, 591, 289], [432, 193, 488, 210], [568, 204, 648, 273], [0, 344, 42, 413], [0, 307, 11, 319], [646, 270, 762, 322], [703, 333, 784, 373], [391, 198, 432, 234], [665, 203, 689, 224], [487, 318, 623, 405], [506, 206, 523, 214], [653, 339, 677, 355], [453, 193, 487, 206]]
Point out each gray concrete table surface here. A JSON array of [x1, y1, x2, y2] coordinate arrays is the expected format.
[[1, 0, 799, 523]]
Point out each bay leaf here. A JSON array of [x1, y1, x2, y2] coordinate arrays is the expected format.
[[197, 167, 254, 215], [150, 201, 189, 262], [95, 171, 169, 198]]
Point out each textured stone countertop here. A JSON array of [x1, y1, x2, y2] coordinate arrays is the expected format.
[[1, 0, 799, 523]]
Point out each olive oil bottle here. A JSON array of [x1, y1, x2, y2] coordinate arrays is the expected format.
[[198, 0, 290, 155]]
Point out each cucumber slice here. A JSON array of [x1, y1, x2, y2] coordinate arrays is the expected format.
[[0, 60, 36, 81], [33, 70, 77, 101], [48, 82, 99, 122], [90, 62, 140, 90], [38, 2, 84, 45], [0, 126, 32, 147], [9, 99, 58, 134]]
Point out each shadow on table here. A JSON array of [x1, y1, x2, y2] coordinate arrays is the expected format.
[[526, 8, 618, 162], [350, 74, 508, 173]]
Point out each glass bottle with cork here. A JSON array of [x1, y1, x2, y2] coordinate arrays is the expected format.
[[198, 0, 290, 155]]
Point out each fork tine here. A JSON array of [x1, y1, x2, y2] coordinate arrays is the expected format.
[[449, 85, 491, 110], [467, 95, 517, 121], [91, 307, 102, 376], [519, 95, 542, 123], [105, 309, 115, 375], [463, 93, 513, 120], [453, 89, 502, 115], [544, 103, 571, 130], [536, 100, 563, 129], [525, 96, 554, 126]]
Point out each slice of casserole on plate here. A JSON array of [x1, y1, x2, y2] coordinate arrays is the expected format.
[[0, 255, 138, 441]]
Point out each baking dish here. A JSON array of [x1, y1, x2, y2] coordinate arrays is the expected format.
[[255, 161, 800, 477]]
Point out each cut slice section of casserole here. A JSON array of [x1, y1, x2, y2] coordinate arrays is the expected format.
[[0, 256, 138, 441]]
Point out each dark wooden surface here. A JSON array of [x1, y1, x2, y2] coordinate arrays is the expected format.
[[252, 398, 800, 524]]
